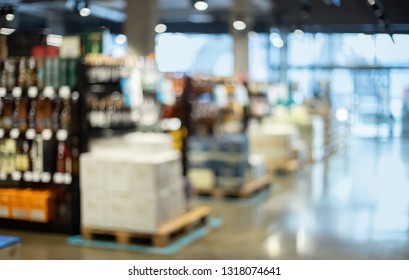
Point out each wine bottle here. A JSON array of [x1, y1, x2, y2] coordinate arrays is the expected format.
[[5, 59, 16, 92], [15, 136, 30, 172], [59, 86, 71, 131], [2, 138, 16, 175], [2, 96, 13, 130]]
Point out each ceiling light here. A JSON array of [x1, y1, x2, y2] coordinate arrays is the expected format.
[[367, 0, 376, 6], [80, 7, 91, 17], [193, 0, 208, 11], [3, 6, 14, 21], [233, 20, 246, 31], [77, 1, 91, 17], [155, 23, 167, 33], [0, 28, 15, 36]]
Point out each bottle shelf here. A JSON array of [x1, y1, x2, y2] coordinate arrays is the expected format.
[[0, 171, 73, 185]]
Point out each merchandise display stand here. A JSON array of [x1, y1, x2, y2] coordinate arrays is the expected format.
[[0, 55, 83, 234]]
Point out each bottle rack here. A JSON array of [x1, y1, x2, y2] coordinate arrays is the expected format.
[[0, 75, 82, 234], [78, 59, 139, 140]]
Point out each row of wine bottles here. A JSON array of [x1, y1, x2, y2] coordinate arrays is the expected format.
[[0, 86, 79, 133], [0, 57, 78, 92], [0, 130, 78, 184]]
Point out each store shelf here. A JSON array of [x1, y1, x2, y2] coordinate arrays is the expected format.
[[0, 218, 77, 234]]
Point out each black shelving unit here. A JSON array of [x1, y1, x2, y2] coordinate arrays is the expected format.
[[0, 85, 83, 235]]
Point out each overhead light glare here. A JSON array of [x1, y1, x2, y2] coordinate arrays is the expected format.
[[233, 20, 246, 31], [367, 0, 376, 6], [80, 7, 91, 17], [76, 1, 91, 17], [194, 0, 208, 11]]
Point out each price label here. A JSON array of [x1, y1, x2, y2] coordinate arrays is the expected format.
[[28, 87, 38, 98], [64, 173, 72, 185], [11, 171, 22, 181], [53, 173, 64, 184], [32, 172, 41, 182], [43, 86, 55, 99], [58, 86, 71, 100], [10, 128, 20, 139], [41, 129, 53, 140], [0, 87, 6, 97], [23, 171, 33, 182], [41, 172, 51, 183], [56, 129, 68, 142], [12, 87, 22, 98], [25, 129, 36, 140]]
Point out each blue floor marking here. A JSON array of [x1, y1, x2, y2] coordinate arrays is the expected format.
[[67, 217, 224, 255]]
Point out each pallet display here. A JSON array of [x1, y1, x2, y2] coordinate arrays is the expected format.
[[193, 175, 271, 199], [82, 206, 210, 247]]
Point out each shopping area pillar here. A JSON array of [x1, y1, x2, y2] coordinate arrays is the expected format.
[[125, 0, 158, 56], [231, 0, 251, 76]]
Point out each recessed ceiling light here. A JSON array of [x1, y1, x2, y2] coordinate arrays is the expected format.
[[233, 20, 246, 31], [194, 0, 208, 11], [80, 7, 91, 17]]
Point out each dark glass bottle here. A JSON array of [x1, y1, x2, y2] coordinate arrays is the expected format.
[[15, 136, 30, 172]]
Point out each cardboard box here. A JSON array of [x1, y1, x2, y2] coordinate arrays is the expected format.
[[80, 190, 108, 229], [107, 190, 170, 233], [29, 191, 55, 223], [80, 153, 108, 191], [0, 189, 11, 218], [10, 190, 30, 221], [0, 235, 22, 260], [188, 168, 215, 190]]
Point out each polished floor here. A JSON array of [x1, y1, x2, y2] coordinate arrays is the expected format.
[[1, 137, 409, 259]]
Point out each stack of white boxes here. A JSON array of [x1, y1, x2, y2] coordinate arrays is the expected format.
[[80, 133, 186, 233], [187, 134, 267, 191]]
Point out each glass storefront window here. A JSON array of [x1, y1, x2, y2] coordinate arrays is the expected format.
[[155, 33, 233, 76]]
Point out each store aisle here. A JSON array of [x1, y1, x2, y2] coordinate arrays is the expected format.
[[1, 138, 409, 260]]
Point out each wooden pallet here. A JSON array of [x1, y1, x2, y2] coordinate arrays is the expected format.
[[273, 159, 300, 173], [81, 206, 211, 247], [193, 175, 271, 199]]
